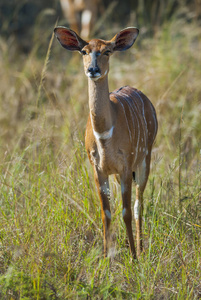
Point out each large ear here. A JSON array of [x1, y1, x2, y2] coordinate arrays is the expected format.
[[110, 27, 139, 52], [54, 26, 88, 51]]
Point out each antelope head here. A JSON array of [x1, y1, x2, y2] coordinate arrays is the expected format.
[[54, 27, 139, 81]]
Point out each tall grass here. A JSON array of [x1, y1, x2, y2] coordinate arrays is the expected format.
[[0, 11, 201, 299]]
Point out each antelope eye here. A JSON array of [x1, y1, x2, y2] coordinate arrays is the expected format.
[[81, 50, 87, 55], [104, 50, 111, 56]]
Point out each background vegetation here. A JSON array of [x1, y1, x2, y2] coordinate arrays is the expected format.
[[0, 0, 200, 299]]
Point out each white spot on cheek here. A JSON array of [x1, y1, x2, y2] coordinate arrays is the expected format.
[[122, 208, 126, 218], [103, 69, 108, 77], [134, 199, 140, 220], [105, 209, 111, 220]]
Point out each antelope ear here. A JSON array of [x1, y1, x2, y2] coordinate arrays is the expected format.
[[54, 26, 88, 51], [111, 27, 139, 52]]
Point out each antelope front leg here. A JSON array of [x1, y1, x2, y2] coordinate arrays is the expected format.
[[94, 170, 111, 258], [121, 173, 136, 259]]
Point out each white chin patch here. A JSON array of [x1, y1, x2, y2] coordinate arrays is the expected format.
[[86, 70, 108, 81], [86, 72, 101, 81], [90, 76, 101, 82]]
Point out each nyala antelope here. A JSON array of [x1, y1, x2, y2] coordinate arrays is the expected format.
[[54, 26, 158, 259]]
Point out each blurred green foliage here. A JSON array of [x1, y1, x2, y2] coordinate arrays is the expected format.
[[0, 0, 200, 52]]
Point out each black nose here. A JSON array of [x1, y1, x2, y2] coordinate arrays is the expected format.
[[88, 66, 100, 76]]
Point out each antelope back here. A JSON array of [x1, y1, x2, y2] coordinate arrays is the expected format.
[[110, 86, 157, 165]]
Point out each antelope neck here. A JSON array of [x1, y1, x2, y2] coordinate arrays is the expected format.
[[88, 75, 113, 135]]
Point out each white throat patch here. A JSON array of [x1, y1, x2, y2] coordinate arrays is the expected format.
[[93, 126, 114, 140]]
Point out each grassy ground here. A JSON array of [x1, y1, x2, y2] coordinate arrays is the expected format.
[[0, 13, 201, 300]]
